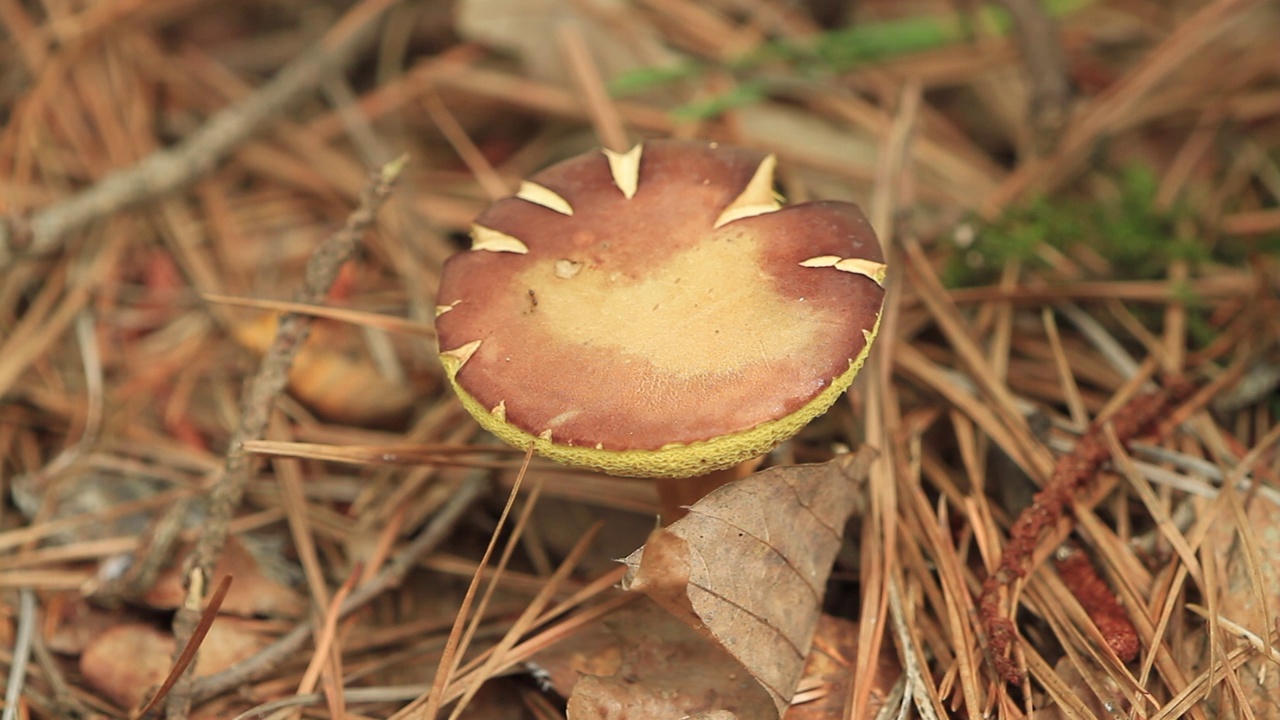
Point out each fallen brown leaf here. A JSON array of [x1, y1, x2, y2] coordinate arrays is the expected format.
[[532, 592, 895, 718], [1196, 494, 1280, 719], [144, 534, 305, 618], [79, 617, 267, 710], [617, 448, 876, 718], [784, 614, 898, 720], [231, 313, 414, 423], [536, 596, 774, 719], [44, 594, 122, 655]]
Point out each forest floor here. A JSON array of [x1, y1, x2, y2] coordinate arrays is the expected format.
[[1, 0, 1279, 718]]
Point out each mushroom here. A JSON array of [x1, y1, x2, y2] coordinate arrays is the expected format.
[[435, 139, 886, 489]]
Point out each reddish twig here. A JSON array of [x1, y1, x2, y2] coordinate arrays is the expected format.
[[978, 380, 1193, 684], [1054, 544, 1139, 662], [136, 574, 233, 719]]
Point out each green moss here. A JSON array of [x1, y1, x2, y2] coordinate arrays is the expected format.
[[608, 0, 1099, 118], [670, 81, 768, 121], [609, 63, 705, 96], [944, 196, 1080, 286], [946, 165, 1209, 287]]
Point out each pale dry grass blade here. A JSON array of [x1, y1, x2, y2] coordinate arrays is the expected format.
[[1019, 643, 1095, 720], [242, 439, 528, 469], [1186, 604, 1280, 664], [291, 565, 360, 717], [1150, 645, 1254, 720], [887, 573, 946, 720], [268, 416, 331, 611], [904, 239, 1054, 481], [422, 93, 511, 202], [1041, 308, 1089, 428], [1104, 426, 1202, 587], [896, 344, 1043, 482], [445, 522, 604, 718], [409, 446, 536, 720], [901, 467, 984, 719], [203, 292, 437, 337], [558, 23, 630, 153]]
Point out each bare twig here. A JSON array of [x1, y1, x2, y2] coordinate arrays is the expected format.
[[190, 466, 489, 703], [30, 619, 90, 719], [0, 0, 400, 270], [139, 574, 234, 719], [89, 496, 196, 605], [164, 156, 406, 718], [2, 589, 36, 720], [987, 0, 1072, 154], [558, 23, 629, 153]]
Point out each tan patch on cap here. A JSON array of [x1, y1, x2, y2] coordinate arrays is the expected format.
[[555, 259, 583, 279], [520, 229, 824, 377]]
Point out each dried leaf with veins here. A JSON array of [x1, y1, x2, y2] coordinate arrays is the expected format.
[[1195, 494, 1280, 719], [535, 597, 775, 720], [542, 610, 897, 720], [613, 449, 876, 718]]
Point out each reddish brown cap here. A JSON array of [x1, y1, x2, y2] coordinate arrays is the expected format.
[[436, 140, 886, 477]]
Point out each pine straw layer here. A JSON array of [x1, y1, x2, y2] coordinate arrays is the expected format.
[[1, 0, 1279, 718]]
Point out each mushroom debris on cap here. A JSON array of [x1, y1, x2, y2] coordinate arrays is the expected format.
[[435, 139, 887, 478]]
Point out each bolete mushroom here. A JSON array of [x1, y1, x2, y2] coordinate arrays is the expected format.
[[435, 139, 885, 483]]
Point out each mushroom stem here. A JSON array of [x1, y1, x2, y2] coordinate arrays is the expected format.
[[654, 459, 760, 525]]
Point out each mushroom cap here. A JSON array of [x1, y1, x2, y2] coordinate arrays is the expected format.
[[435, 140, 886, 478]]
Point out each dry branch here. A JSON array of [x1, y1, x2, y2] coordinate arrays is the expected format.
[[0, 0, 398, 271], [987, 0, 1072, 154], [163, 157, 405, 719], [137, 575, 233, 717], [190, 466, 490, 704]]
